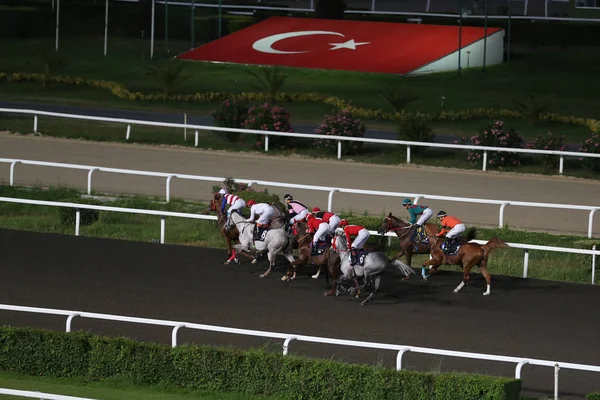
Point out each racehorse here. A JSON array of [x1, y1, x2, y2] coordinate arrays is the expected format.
[[207, 198, 244, 265], [283, 220, 340, 284], [229, 211, 295, 278], [422, 235, 508, 296], [331, 231, 414, 306], [377, 213, 438, 267]]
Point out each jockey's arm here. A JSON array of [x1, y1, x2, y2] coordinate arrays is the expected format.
[[344, 229, 352, 248], [408, 208, 417, 224], [246, 207, 256, 222], [220, 197, 227, 213]]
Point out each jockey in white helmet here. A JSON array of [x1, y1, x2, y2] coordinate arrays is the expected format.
[[218, 188, 246, 230]]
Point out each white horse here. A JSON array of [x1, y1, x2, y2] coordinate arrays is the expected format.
[[230, 211, 295, 278], [332, 231, 414, 305]]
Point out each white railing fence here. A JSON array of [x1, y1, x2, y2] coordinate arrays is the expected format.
[[2, 157, 599, 238], [0, 196, 597, 284], [3, 108, 600, 176], [0, 389, 95, 400], [1, 303, 600, 400]]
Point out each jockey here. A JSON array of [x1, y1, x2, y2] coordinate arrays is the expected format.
[[306, 213, 330, 256], [312, 207, 341, 234], [402, 198, 433, 227], [436, 210, 466, 251], [245, 200, 274, 241], [338, 219, 370, 266], [219, 189, 246, 230], [283, 194, 309, 224]]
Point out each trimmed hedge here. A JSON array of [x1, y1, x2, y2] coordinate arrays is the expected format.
[[587, 392, 600, 400], [0, 327, 521, 399], [572, 240, 600, 272]]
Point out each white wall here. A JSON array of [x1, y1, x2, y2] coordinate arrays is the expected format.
[[408, 30, 505, 75]]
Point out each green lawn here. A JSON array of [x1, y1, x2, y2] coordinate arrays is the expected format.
[[0, 371, 284, 400]]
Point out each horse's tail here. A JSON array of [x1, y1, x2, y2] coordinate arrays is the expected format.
[[391, 259, 415, 278], [483, 237, 509, 256]]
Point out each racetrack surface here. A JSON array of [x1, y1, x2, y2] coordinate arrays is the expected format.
[[1, 229, 599, 399], [1, 133, 600, 237]]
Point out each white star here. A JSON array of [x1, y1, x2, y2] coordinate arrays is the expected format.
[[328, 39, 370, 51]]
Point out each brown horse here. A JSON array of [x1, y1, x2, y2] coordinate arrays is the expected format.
[[422, 235, 509, 296], [283, 220, 340, 286], [207, 198, 244, 265], [377, 213, 438, 267]]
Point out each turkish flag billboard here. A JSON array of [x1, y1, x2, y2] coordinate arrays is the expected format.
[[177, 17, 502, 74]]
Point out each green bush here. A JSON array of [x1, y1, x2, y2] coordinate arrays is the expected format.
[[587, 392, 600, 400], [0, 327, 522, 400], [397, 117, 435, 155], [211, 99, 248, 142], [243, 103, 295, 151], [58, 199, 102, 227]]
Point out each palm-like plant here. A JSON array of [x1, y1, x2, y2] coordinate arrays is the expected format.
[[246, 66, 287, 104], [144, 61, 190, 96], [40, 50, 64, 88], [512, 94, 552, 127], [378, 85, 419, 113]]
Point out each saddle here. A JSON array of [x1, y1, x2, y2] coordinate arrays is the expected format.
[[312, 234, 333, 255], [350, 248, 368, 267], [253, 225, 270, 242], [411, 225, 429, 244], [441, 238, 461, 256]]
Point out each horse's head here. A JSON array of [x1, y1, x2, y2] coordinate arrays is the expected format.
[[331, 229, 348, 253], [378, 213, 409, 235], [207, 198, 219, 213]]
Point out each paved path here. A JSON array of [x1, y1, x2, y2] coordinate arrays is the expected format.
[[0, 229, 598, 399], [1, 132, 599, 236]]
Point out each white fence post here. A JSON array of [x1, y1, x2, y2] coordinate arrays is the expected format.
[[406, 145, 411, 164], [160, 216, 166, 244], [592, 245, 597, 285], [9, 161, 21, 186], [559, 156, 564, 175], [282, 336, 296, 355], [183, 113, 187, 142], [33, 115, 38, 133], [515, 360, 529, 378], [75, 209, 80, 236], [166, 175, 176, 202], [554, 363, 560, 400], [265, 135, 269, 152], [327, 189, 339, 212], [482, 151, 488, 171], [172, 324, 185, 347], [523, 250, 529, 278], [87, 168, 99, 195], [499, 202, 509, 228], [395, 348, 410, 370], [588, 209, 598, 239], [337, 141, 342, 159], [194, 130, 199, 147], [66, 313, 79, 332], [125, 124, 131, 140]]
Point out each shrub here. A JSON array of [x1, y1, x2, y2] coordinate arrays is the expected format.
[[587, 392, 600, 400], [315, 0, 347, 19], [397, 117, 435, 155], [243, 103, 294, 151], [211, 99, 248, 142], [579, 132, 600, 172], [572, 240, 600, 273], [313, 108, 366, 156], [459, 121, 524, 169], [526, 132, 566, 169], [58, 199, 101, 227]]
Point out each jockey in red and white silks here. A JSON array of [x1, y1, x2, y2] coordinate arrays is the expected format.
[[245, 200, 274, 226], [284, 194, 309, 224], [219, 189, 246, 227], [312, 207, 341, 234], [306, 214, 330, 254]]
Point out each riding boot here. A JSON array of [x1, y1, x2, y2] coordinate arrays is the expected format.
[[253, 225, 259, 241], [442, 237, 449, 252], [350, 247, 357, 265], [224, 215, 231, 231], [311, 243, 319, 256]]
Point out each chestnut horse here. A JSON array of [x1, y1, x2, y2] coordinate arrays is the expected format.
[[283, 220, 340, 286], [207, 198, 243, 265], [423, 235, 508, 296]]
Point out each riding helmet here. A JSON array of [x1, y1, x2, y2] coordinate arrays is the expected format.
[[283, 194, 293, 201], [312, 207, 321, 212], [401, 198, 412, 206], [437, 210, 447, 218], [339, 219, 349, 227], [247, 200, 256, 207], [218, 188, 227, 195]]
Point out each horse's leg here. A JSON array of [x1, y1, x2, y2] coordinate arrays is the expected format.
[[403, 249, 413, 281], [421, 256, 440, 283], [453, 261, 474, 294], [479, 258, 492, 296], [260, 250, 276, 278], [224, 236, 239, 265], [361, 275, 381, 306]]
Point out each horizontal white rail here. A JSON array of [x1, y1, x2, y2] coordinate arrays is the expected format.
[[132, 0, 600, 22], [0, 196, 597, 283], [0, 389, 95, 400], [1, 303, 599, 399], [2, 108, 600, 176], [1, 157, 599, 238]]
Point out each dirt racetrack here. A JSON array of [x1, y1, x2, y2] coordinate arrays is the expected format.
[[1, 228, 599, 399]]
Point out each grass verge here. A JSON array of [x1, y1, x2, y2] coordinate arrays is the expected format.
[[0, 184, 596, 285]]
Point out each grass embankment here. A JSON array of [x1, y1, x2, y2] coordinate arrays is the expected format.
[[0, 185, 596, 285]]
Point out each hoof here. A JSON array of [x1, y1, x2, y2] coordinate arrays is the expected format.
[[360, 300, 368, 306], [281, 275, 289, 282], [251, 258, 259, 265], [259, 274, 266, 278], [453, 289, 459, 294], [223, 260, 231, 265], [311, 274, 319, 279], [233, 258, 240, 265], [483, 292, 490, 296]]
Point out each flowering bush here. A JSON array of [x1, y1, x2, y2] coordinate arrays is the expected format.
[[211, 99, 248, 142], [579, 132, 600, 171], [313, 108, 366, 155], [459, 121, 524, 169], [242, 103, 294, 150], [526, 132, 566, 169]]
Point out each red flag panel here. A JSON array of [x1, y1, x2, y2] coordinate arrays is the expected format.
[[177, 17, 502, 74]]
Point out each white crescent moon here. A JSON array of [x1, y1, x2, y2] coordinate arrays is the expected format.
[[252, 31, 344, 54]]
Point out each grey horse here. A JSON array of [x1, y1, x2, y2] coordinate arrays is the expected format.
[[230, 211, 295, 278], [332, 231, 414, 305]]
